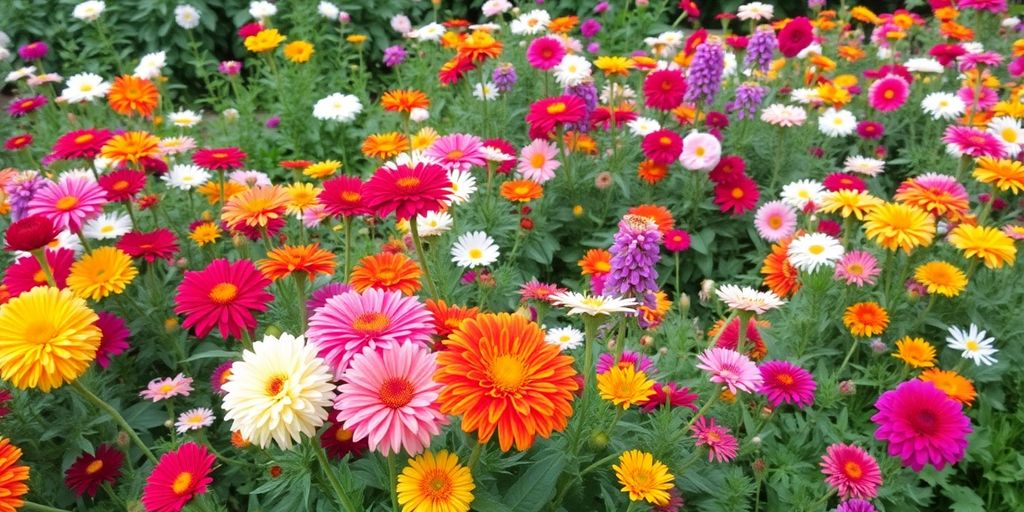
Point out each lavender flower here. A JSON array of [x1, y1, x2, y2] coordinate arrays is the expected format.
[[807, 0, 826, 8], [744, 26, 776, 74], [725, 83, 767, 120], [684, 40, 725, 106], [383, 45, 407, 68], [4, 172, 46, 221], [581, 19, 602, 39], [492, 63, 518, 93], [605, 215, 662, 296], [563, 81, 598, 132]]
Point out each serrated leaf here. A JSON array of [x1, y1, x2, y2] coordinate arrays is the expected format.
[[501, 451, 567, 512]]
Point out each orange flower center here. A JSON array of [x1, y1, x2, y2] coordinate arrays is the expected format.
[[341, 191, 361, 202], [776, 373, 794, 386], [335, 427, 354, 442], [378, 377, 414, 408], [546, 102, 567, 114], [661, 80, 672, 91], [847, 263, 864, 275], [208, 282, 238, 304], [55, 195, 79, 211], [112, 180, 130, 191], [171, 472, 193, 495], [85, 460, 104, 475], [768, 216, 783, 229], [212, 152, 228, 159], [20, 100, 34, 109], [124, 87, 142, 100], [33, 270, 46, 284], [883, 89, 895, 100], [375, 269, 397, 284], [530, 153, 547, 169], [595, 261, 611, 272], [843, 461, 863, 480], [490, 355, 526, 392], [447, 150, 464, 160], [352, 312, 390, 334], [659, 136, 672, 146], [265, 375, 286, 397], [420, 470, 454, 500], [396, 177, 421, 190], [731, 187, 744, 199]]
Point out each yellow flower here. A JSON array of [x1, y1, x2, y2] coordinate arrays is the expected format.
[[818, 190, 882, 220], [285, 182, 321, 215], [613, 450, 674, 506], [973, 157, 1024, 194], [245, 29, 286, 53], [303, 160, 341, 179], [594, 56, 634, 77], [396, 450, 475, 512], [863, 202, 935, 253], [346, 34, 368, 45], [913, 261, 967, 297], [892, 336, 936, 368], [190, 222, 221, 247], [0, 286, 101, 391], [948, 224, 1017, 269], [411, 127, 440, 151], [66, 247, 138, 301], [596, 365, 656, 410], [282, 40, 314, 63]]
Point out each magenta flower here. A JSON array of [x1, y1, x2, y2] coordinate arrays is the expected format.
[[867, 75, 909, 112], [692, 416, 738, 462], [27, 176, 107, 232], [834, 251, 881, 287], [695, 347, 763, 394], [942, 126, 1006, 158], [526, 36, 566, 70], [424, 133, 487, 172], [758, 360, 816, 408], [17, 41, 48, 61], [871, 379, 972, 472], [820, 443, 883, 499], [640, 382, 698, 413], [94, 311, 131, 369]]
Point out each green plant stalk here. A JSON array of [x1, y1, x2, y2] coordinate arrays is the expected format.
[[342, 216, 354, 278], [313, 444, 359, 512], [409, 216, 440, 299], [466, 441, 483, 473], [582, 315, 602, 393], [293, 274, 308, 332], [387, 454, 400, 512], [735, 311, 752, 355], [30, 250, 57, 287], [69, 380, 157, 463], [836, 338, 860, 378], [20, 502, 72, 512], [685, 391, 719, 430]]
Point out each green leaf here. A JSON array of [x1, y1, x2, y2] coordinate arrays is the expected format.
[[501, 451, 567, 512], [184, 349, 240, 362], [943, 485, 986, 512]]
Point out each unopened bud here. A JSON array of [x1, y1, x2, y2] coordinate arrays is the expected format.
[[588, 431, 609, 451], [639, 335, 653, 347], [838, 380, 856, 395]]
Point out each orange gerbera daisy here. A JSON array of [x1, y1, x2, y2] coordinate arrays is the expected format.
[[627, 204, 674, 234], [425, 299, 479, 339], [258, 243, 336, 281], [107, 75, 160, 117], [362, 132, 410, 160], [99, 131, 161, 165], [0, 437, 29, 511], [500, 180, 544, 203], [349, 252, 422, 296], [435, 313, 578, 452], [919, 368, 976, 406], [221, 185, 291, 230], [578, 249, 612, 276], [637, 160, 668, 185], [761, 238, 800, 298], [197, 181, 246, 205], [456, 30, 503, 63], [565, 132, 597, 154], [381, 90, 430, 114], [548, 15, 579, 34], [842, 302, 889, 337]]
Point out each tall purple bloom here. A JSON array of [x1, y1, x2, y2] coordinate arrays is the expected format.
[[383, 45, 407, 68], [605, 215, 662, 296], [563, 81, 598, 133], [744, 26, 777, 73], [725, 83, 767, 119], [580, 19, 602, 39], [684, 40, 725, 106], [4, 173, 47, 221], [492, 63, 518, 93]]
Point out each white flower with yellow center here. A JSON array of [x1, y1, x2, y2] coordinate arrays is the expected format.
[[82, 212, 132, 240], [545, 326, 584, 350], [787, 233, 844, 273], [946, 324, 998, 366], [549, 291, 638, 316], [451, 231, 499, 268], [780, 179, 825, 210], [61, 73, 110, 103], [987, 116, 1024, 157], [818, 108, 857, 137], [714, 284, 785, 314]]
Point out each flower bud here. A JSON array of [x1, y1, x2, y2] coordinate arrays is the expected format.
[[838, 380, 856, 395], [588, 431, 610, 451]]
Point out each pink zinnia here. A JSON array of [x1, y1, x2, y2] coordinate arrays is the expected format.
[[823, 172, 866, 193], [871, 379, 972, 472], [94, 311, 131, 369], [834, 251, 881, 287], [758, 360, 816, 408], [7, 95, 47, 117], [820, 443, 883, 499], [27, 176, 107, 232], [956, 0, 1007, 13], [334, 342, 447, 456], [140, 373, 193, 401], [695, 347, 763, 394], [306, 288, 434, 378], [517, 139, 561, 183], [867, 75, 909, 112], [141, 442, 214, 512], [174, 258, 274, 340], [943, 126, 1006, 158], [692, 416, 738, 462], [424, 133, 487, 172], [640, 382, 699, 413], [526, 36, 566, 70], [958, 51, 1003, 72], [753, 200, 797, 242]]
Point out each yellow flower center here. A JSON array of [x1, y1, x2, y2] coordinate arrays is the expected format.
[[74, 133, 94, 144], [208, 282, 238, 304], [776, 373, 794, 385], [468, 248, 483, 260], [843, 461, 863, 479], [1002, 128, 1017, 143], [847, 263, 864, 275], [731, 187, 744, 199], [265, 375, 286, 397], [85, 460, 104, 475], [490, 355, 527, 391], [171, 472, 193, 495], [595, 261, 611, 272], [530, 153, 547, 169], [514, 185, 530, 195], [659, 136, 672, 146], [695, 146, 706, 157], [808, 244, 825, 255], [352, 312, 390, 334], [55, 195, 79, 211], [335, 427, 354, 442], [965, 340, 979, 351], [396, 177, 421, 190], [378, 377, 415, 409], [546, 102, 567, 114], [112, 180, 130, 191]]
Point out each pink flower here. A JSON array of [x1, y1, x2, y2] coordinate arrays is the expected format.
[[754, 200, 797, 242], [942, 126, 1006, 158], [758, 360, 816, 408], [867, 75, 909, 112], [526, 36, 566, 70], [424, 133, 487, 172], [517, 139, 561, 183], [691, 416, 738, 462], [141, 442, 214, 512], [663, 229, 691, 252], [94, 311, 131, 369], [695, 347, 763, 394], [140, 373, 193, 401], [640, 382, 698, 413], [956, 0, 1007, 13], [679, 131, 721, 171], [959, 51, 1003, 71], [872, 379, 972, 471], [306, 288, 434, 378], [820, 443, 883, 499], [834, 251, 881, 287], [334, 342, 447, 456], [957, 85, 999, 111], [27, 176, 107, 232]]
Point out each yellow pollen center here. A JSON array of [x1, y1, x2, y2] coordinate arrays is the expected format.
[[1002, 128, 1018, 143], [266, 375, 286, 397], [396, 177, 421, 189], [731, 187, 744, 199], [848, 263, 864, 275], [20, 100, 33, 109], [808, 244, 825, 255], [171, 472, 193, 495], [212, 152, 228, 159], [55, 196, 79, 211], [695, 147, 706, 157], [768, 216, 783, 229], [530, 153, 547, 168], [595, 261, 611, 272], [341, 191, 361, 202], [468, 248, 483, 259], [85, 460, 104, 475], [843, 462, 863, 479], [490, 355, 527, 391], [378, 377, 415, 409], [352, 312, 390, 334], [514, 185, 530, 195], [335, 427, 354, 442], [74, 134, 94, 144], [883, 89, 895, 99], [965, 340, 979, 351], [208, 282, 238, 304], [546, 102, 567, 114]]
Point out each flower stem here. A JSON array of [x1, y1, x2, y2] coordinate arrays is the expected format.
[[409, 216, 439, 299], [293, 274, 308, 333], [313, 444, 359, 512], [685, 391, 719, 430], [466, 442, 483, 473], [836, 338, 860, 377], [582, 315, 601, 393], [69, 380, 157, 463], [31, 250, 57, 287], [735, 311, 752, 355], [387, 453, 401, 512], [21, 501, 72, 512], [342, 216, 354, 279]]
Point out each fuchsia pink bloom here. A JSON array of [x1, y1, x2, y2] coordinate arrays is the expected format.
[[526, 36, 566, 70], [27, 176, 107, 232], [942, 126, 1007, 158], [868, 75, 909, 112], [872, 379, 972, 472], [692, 416, 738, 462], [820, 443, 883, 499], [758, 360, 816, 408], [834, 251, 881, 287], [424, 133, 487, 172]]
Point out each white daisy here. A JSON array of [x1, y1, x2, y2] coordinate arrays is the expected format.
[[1001, 16, 1021, 28], [313, 93, 362, 122], [600, 82, 635, 104], [409, 107, 430, 123], [790, 88, 820, 104], [318, 1, 339, 19], [798, 43, 822, 59], [961, 42, 984, 54], [843, 155, 886, 177], [737, 2, 774, 21], [82, 212, 132, 240], [627, 117, 662, 137], [510, 10, 551, 35], [174, 4, 201, 29], [714, 284, 785, 314], [553, 54, 592, 88], [473, 81, 498, 101], [133, 51, 167, 80], [5, 66, 36, 83], [53, 230, 84, 256], [987, 116, 1024, 157], [549, 291, 638, 316], [61, 72, 110, 103], [481, 145, 513, 162], [248, 0, 277, 19], [59, 169, 97, 183], [656, 31, 685, 49], [780, 179, 826, 209], [414, 210, 453, 237], [876, 46, 893, 60], [72, 0, 106, 21], [162, 164, 211, 190], [818, 108, 857, 137], [168, 110, 202, 128], [904, 57, 944, 74], [545, 326, 584, 351], [722, 52, 737, 77], [921, 92, 965, 121], [412, 22, 445, 42], [175, 407, 214, 434], [446, 169, 477, 205], [946, 324, 998, 366], [451, 231, 500, 268], [787, 233, 844, 273]]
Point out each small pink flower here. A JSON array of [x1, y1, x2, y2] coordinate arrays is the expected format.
[[753, 200, 797, 242], [834, 251, 881, 287], [140, 373, 194, 401], [867, 75, 908, 112], [695, 347, 762, 394], [517, 138, 561, 183], [692, 416, 738, 462]]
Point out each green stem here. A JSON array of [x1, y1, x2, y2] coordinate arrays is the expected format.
[[30, 250, 57, 287], [409, 216, 440, 299], [685, 391, 719, 430], [293, 274, 308, 332], [582, 316, 602, 393], [342, 216, 353, 280], [20, 502, 73, 512], [313, 444, 359, 512], [735, 311, 752, 356], [69, 380, 157, 463], [466, 442, 483, 473], [387, 454, 401, 512], [836, 338, 860, 377]]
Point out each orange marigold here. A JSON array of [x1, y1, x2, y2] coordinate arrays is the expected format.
[[258, 243, 336, 281], [578, 249, 612, 276], [362, 132, 410, 160], [425, 299, 479, 339], [637, 160, 669, 184], [0, 437, 29, 511], [349, 252, 422, 295], [381, 89, 430, 113], [842, 302, 889, 338], [456, 30, 503, 62], [107, 75, 160, 117], [761, 238, 800, 298]]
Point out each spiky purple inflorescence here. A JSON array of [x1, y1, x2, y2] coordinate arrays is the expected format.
[[726, 83, 768, 119], [4, 172, 47, 221], [744, 26, 777, 73], [563, 81, 598, 132], [605, 214, 662, 296], [492, 63, 518, 93], [383, 45, 407, 68], [684, 40, 726, 106]]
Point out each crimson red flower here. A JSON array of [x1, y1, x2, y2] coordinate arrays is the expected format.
[[50, 129, 114, 160], [4, 215, 61, 252], [709, 155, 746, 184], [725, 35, 748, 50], [2, 248, 74, 295], [238, 22, 263, 39], [642, 129, 683, 165], [98, 170, 147, 202], [95, 311, 131, 368], [823, 172, 866, 192], [438, 55, 476, 86], [175, 258, 273, 340], [64, 444, 124, 497], [678, 0, 700, 18], [320, 415, 369, 461], [525, 95, 588, 139], [116, 229, 179, 263], [319, 176, 368, 217], [643, 69, 687, 111], [192, 147, 247, 170], [640, 382, 698, 413], [817, 219, 842, 237], [864, 64, 913, 84], [713, 174, 760, 215], [3, 134, 32, 151], [591, 106, 638, 130], [930, 43, 966, 66], [778, 17, 814, 58], [363, 162, 452, 220], [141, 442, 215, 512]]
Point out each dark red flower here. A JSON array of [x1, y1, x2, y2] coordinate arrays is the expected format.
[[725, 35, 749, 50], [98, 170, 147, 202], [321, 416, 368, 460], [4, 215, 61, 252], [238, 22, 264, 39], [817, 219, 842, 237], [483, 138, 518, 174], [2, 248, 74, 295], [709, 155, 746, 184], [525, 95, 588, 139], [116, 229, 179, 263], [193, 147, 247, 170], [64, 445, 124, 497], [642, 129, 683, 165], [705, 111, 729, 129], [590, 106, 638, 130], [713, 174, 760, 215], [3, 134, 32, 151], [778, 17, 814, 58], [864, 64, 913, 84]]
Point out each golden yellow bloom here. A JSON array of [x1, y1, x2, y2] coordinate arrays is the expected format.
[[816, 82, 852, 107], [245, 28, 286, 53], [919, 369, 975, 406], [818, 190, 882, 220], [892, 336, 936, 368], [0, 286, 101, 391], [613, 450, 674, 506], [863, 202, 935, 253], [362, 132, 410, 159], [197, 180, 247, 205], [594, 56, 634, 77], [396, 450, 475, 512], [285, 182, 320, 215], [346, 34, 368, 44], [993, 99, 1024, 119], [189, 222, 221, 246], [850, 6, 882, 24], [282, 40, 314, 63], [913, 261, 967, 297], [411, 127, 439, 151], [66, 247, 138, 301], [99, 131, 161, 165], [948, 224, 1017, 269], [973, 157, 1024, 194], [597, 366, 656, 410], [303, 160, 341, 179]]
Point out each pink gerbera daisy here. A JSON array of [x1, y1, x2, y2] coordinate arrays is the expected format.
[[753, 200, 797, 242], [334, 342, 448, 456], [823, 172, 866, 192], [834, 251, 881, 287], [691, 416, 738, 462], [820, 443, 883, 499], [2, 248, 73, 295], [526, 36, 566, 70], [94, 311, 131, 368], [957, 85, 999, 111], [867, 75, 909, 112], [98, 170, 147, 202], [713, 175, 760, 216], [517, 139, 561, 183], [363, 162, 452, 221], [27, 176, 107, 232], [140, 373, 193, 402], [758, 360, 816, 408], [695, 347, 763, 394], [871, 379, 972, 472], [942, 126, 1007, 158], [306, 288, 434, 379], [424, 133, 487, 172], [141, 442, 214, 512], [958, 51, 1003, 72], [174, 258, 274, 340]]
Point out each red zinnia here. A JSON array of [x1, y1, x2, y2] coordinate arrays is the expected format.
[[98, 170, 147, 202], [117, 229, 179, 263], [3, 134, 32, 151], [319, 176, 368, 217], [777, 17, 814, 58], [50, 129, 114, 160], [2, 249, 74, 296], [713, 175, 760, 215], [363, 162, 452, 220], [141, 442, 214, 512], [641, 129, 683, 165], [95, 311, 131, 368], [643, 69, 687, 111], [64, 444, 124, 497], [4, 215, 61, 252], [174, 258, 273, 340], [192, 147, 247, 170], [525, 95, 587, 139], [709, 155, 746, 184]]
